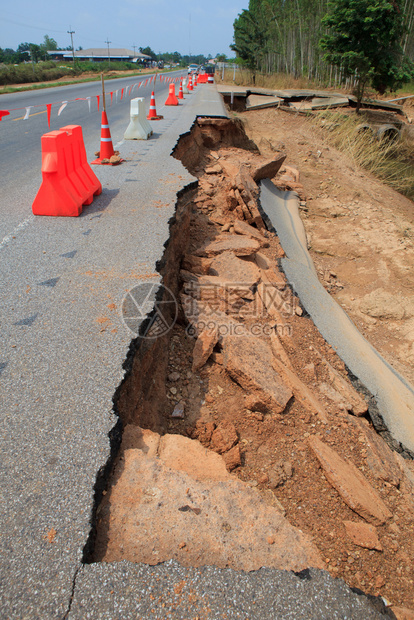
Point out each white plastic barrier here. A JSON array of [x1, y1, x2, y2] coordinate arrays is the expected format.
[[182, 78, 190, 94], [124, 97, 153, 140]]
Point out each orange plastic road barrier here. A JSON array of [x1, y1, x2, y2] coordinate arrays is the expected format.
[[198, 74, 208, 83], [91, 111, 116, 165], [165, 84, 178, 106], [32, 126, 102, 217], [147, 91, 163, 120], [178, 79, 184, 100], [60, 124, 102, 203]]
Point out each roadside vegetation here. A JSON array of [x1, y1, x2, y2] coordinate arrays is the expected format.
[[0, 60, 140, 87], [228, 0, 414, 199], [218, 67, 414, 100], [312, 111, 414, 198], [0, 35, 217, 90], [232, 0, 414, 108]]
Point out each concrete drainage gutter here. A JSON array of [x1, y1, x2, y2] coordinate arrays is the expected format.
[[259, 178, 414, 456]]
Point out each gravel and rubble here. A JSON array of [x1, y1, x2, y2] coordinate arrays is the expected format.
[[94, 115, 414, 614]]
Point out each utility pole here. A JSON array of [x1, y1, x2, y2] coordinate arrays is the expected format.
[[67, 27, 75, 63], [132, 44, 136, 59], [105, 38, 111, 64]]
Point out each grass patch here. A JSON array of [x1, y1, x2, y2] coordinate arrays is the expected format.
[[0, 61, 73, 86], [217, 68, 324, 91], [312, 111, 414, 198], [396, 81, 414, 95]]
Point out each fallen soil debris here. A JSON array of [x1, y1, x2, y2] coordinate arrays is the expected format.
[[92, 112, 414, 614]]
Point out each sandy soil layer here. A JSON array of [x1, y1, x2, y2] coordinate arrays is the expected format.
[[242, 106, 414, 386]]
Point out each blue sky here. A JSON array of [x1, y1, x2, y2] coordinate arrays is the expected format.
[[1, 1, 248, 56]]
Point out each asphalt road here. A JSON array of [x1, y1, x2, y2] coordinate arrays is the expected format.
[[0, 79, 389, 618], [0, 73, 197, 618], [0, 69, 185, 240]]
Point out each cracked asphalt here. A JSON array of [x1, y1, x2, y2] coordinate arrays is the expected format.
[[0, 84, 390, 619]]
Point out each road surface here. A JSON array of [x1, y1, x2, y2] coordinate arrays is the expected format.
[[0, 78, 388, 619], [0, 70, 184, 239]]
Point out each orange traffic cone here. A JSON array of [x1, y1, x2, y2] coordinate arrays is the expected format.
[[147, 91, 163, 120], [165, 84, 178, 106], [91, 111, 120, 165], [178, 79, 184, 100], [194, 74, 198, 87], [188, 76, 193, 91]]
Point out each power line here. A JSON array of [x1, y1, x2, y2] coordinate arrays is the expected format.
[[2, 14, 129, 50], [2, 16, 67, 34]]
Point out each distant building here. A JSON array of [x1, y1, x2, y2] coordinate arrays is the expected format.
[[46, 51, 68, 61], [47, 48, 151, 62]]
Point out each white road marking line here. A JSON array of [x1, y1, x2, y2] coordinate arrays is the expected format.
[[0, 215, 35, 251]]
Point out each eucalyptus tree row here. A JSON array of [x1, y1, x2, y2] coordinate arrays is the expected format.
[[232, 0, 332, 80], [232, 0, 414, 92]]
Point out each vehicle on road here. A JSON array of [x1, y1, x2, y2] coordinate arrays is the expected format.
[[187, 64, 199, 74], [200, 64, 215, 75]]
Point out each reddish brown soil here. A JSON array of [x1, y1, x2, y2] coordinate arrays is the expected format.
[[242, 106, 414, 386], [98, 115, 414, 614], [163, 160, 414, 609]]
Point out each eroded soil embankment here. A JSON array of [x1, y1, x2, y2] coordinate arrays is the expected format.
[[241, 106, 414, 388], [92, 116, 414, 613]]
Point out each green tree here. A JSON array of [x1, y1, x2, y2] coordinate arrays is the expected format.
[[181, 54, 209, 66], [231, 3, 270, 82], [320, 0, 413, 111], [16, 42, 31, 62], [0, 48, 19, 63], [139, 46, 157, 60], [42, 35, 58, 50], [40, 35, 58, 59], [29, 43, 42, 63], [157, 51, 182, 64]]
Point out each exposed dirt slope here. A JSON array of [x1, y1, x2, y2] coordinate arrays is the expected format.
[[242, 107, 414, 387], [95, 117, 414, 615]]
